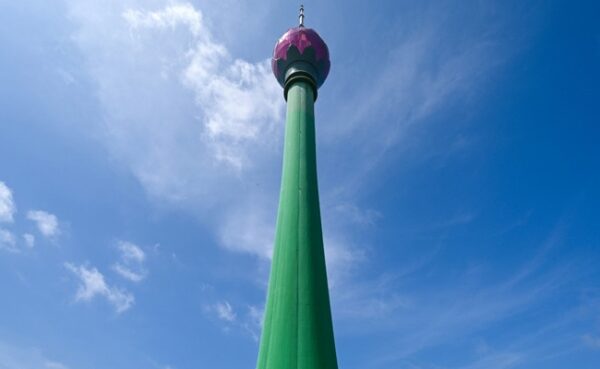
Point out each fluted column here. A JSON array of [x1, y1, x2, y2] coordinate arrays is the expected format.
[[256, 79, 338, 369]]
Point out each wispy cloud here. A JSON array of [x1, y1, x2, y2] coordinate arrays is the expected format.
[[0, 228, 18, 253], [0, 182, 18, 253], [218, 205, 275, 259], [0, 342, 69, 369], [0, 183, 49, 252], [318, 7, 512, 202], [65, 262, 134, 313], [204, 300, 264, 341], [116, 240, 145, 263], [460, 351, 523, 369], [331, 203, 382, 227], [112, 264, 146, 283], [0, 181, 16, 223], [67, 0, 287, 264], [363, 224, 581, 369], [122, 4, 282, 168], [27, 210, 60, 238], [22, 233, 35, 248], [112, 240, 147, 282], [65, 1, 385, 278], [212, 301, 236, 322], [45, 360, 70, 369]]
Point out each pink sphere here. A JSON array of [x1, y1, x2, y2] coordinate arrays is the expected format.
[[272, 27, 330, 89]]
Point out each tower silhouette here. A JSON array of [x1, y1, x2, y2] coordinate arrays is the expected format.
[[256, 6, 338, 369]]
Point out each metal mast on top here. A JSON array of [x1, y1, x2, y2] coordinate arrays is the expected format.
[[299, 4, 305, 27]]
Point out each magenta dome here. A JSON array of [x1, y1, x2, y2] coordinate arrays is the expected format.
[[271, 27, 330, 89]]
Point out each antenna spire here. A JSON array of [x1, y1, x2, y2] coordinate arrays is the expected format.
[[299, 4, 305, 27]]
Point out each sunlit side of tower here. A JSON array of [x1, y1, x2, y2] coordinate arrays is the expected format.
[[256, 6, 338, 369]]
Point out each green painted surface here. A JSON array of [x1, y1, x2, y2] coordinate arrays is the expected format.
[[256, 81, 338, 369]]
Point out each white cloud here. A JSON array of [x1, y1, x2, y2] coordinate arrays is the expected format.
[[122, 4, 204, 35], [69, 0, 282, 186], [66, 1, 286, 265], [65, 262, 134, 313], [112, 264, 146, 282], [247, 304, 264, 328], [0, 181, 16, 223], [205, 301, 264, 340], [331, 203, 382, 227], [323, 235, 366, 288], [0, 229, 18, 253], [121, 3, 282, 157], [112, 263, 146, 282], [45, 361, 70, 369], [22, 233, 35, 248], [122, 2, 282, 170], [0, 342, 69, 369], [214, 301, 236, 322], [117, 240, 145, 263], [27, 210, 60, 238], [112, 240, 147, 282], [218, 205, 274, 259], [242, 304, 264, 341], [205, 301, 237, 324]]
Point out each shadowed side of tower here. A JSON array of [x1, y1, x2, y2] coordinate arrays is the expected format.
[[256, 8, 338, 369]]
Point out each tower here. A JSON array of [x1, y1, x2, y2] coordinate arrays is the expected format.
[[256, 6, 338, 369]]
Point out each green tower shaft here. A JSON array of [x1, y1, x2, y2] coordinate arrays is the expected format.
[[256, 80, 338, 369]]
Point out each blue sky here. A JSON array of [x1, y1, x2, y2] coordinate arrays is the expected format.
[[1, 0, 599, 368]]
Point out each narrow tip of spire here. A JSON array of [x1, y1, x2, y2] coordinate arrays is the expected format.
[[299, 4, 305, 27]]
